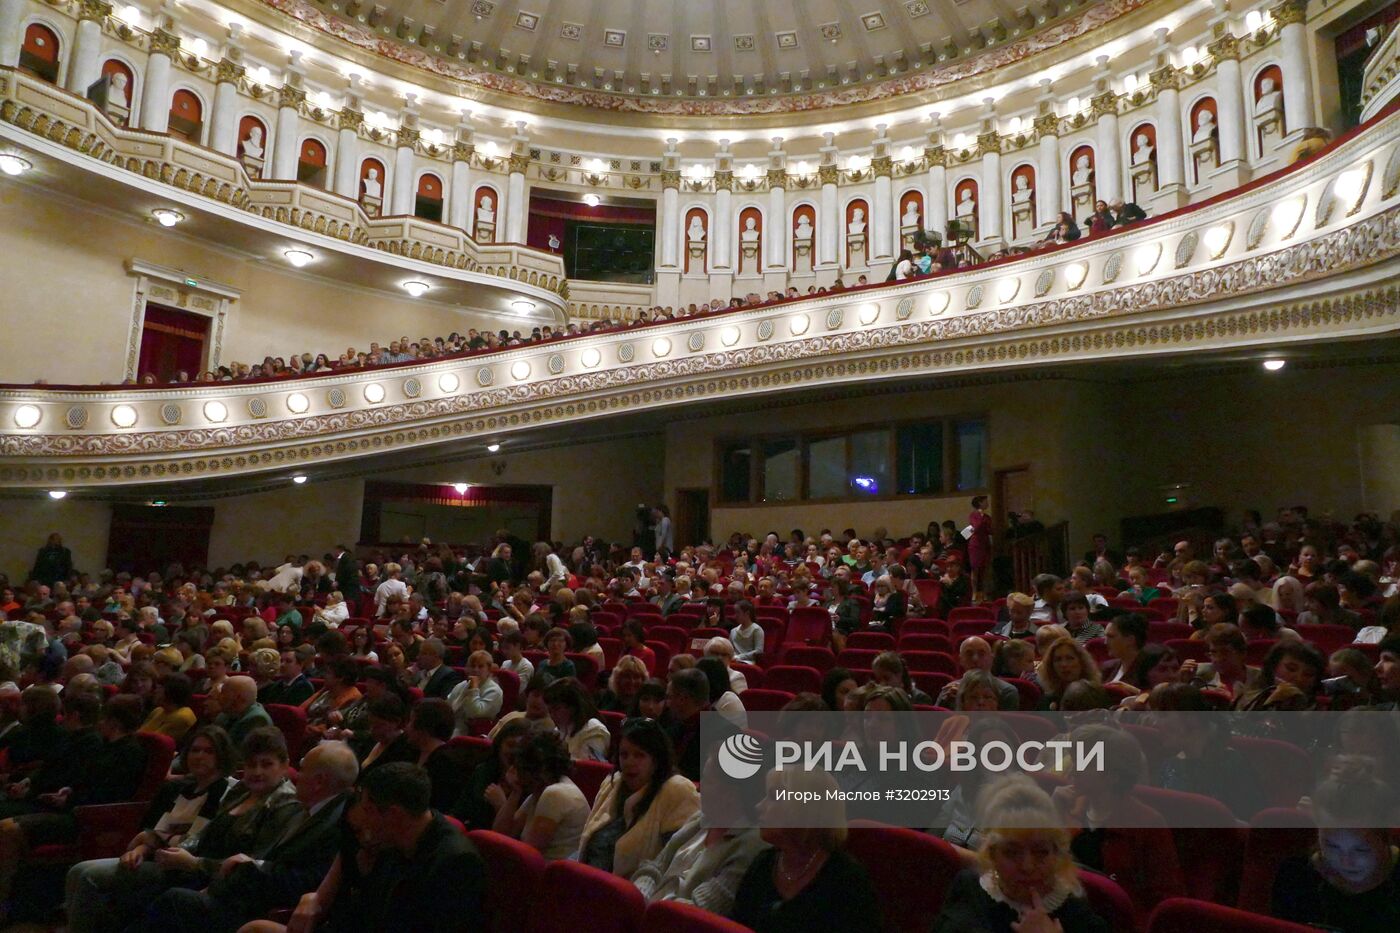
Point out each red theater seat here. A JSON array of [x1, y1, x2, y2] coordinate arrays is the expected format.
[[782, 646, 836, 672], [1236, 809, 1316, 913], [572, 758, 614, 806], [846, 631, 896, 651], [539, 860, 646, 933], [265, 704, 308, 760], [762, 665, 822, 694], [642, 901, 752, 933], [739, 688, 795, 712], [1146, 898, 1317, 933], [1078, 870, 1138, 933], [468, 830, 546, 933], [846, 821, 964, 933]]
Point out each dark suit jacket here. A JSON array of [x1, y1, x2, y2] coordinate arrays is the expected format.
[[335, 552, 360, 598], [419, 664, 463, 700], [210, 793, 350, 915]]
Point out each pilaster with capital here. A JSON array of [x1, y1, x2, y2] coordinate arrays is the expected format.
[[0, 0, 23, 69], [68, 1, 111, 94], [1273, 0, 1317, 136], [1093, 91, 1123, 204], [138, 29, 178, 132], [1208, 33, 1248, 167]]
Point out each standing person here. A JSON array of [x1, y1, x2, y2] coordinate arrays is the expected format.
[[967, 497, 993, 602], [652, 506, 674, 559], [332, 545, 360, 602], [30, 533, 73, 588]]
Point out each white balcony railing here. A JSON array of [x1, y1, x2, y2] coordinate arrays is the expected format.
[[2, 96, 1400, 488]]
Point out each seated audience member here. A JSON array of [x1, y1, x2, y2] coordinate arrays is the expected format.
[[64, 725, 238, 932], [636, 680, 668, 719], [1298, 581, 1363, 630], [1117, 566, 1160, 605], [632, 745, 769, 915], [578, 717, 700, 878], [821, 668, 859, 712], [599, 655, 648, 715], [992, 593, 1037, 639], [498, 630, 534, 685], [1029, 574, 1066, 624], [358, 694, 417, 774], [1323, 648, 1380, 707], [455, 718, 531, 831], [618, 619, 658, 676], [1180, 622, 1259, 699], [539, 627, 578, 683], [487, 730, 589, 860], [936, 638, 1020, 710], [446, 649, 503, 735], [259, 650, 315, 707], [1371, 635, 1400, 709], [141, 673, 198, 741], [730, 768, 879, 933], [488, 675, 555, 738], [664, 668, 712, 780], [301, 658, 363, 742], [1114, 644, 1180, 704], [936, 557, 972, 617], [830, 579, 863, 651], [1101, 612, 1148, 684], [954, 670, 1004, 712], [1354, 595, 1399, 645], [395, 699, 466, 811], [243, 763, 485, 933], [729, 600, 765, 663], [932, 775, 1109, 933], [991, 639, 1037, 681], [704, 637, 749, 693], [1051, 725, 1184, 919], [1234, 640, 1325, 711], [1059, 593, 1105, 643], [1272, 767, 1400, 932], [140, 741, 360, 933], [695, 656, 748, 729], [871, 651, 933, 705], [1036, 636, 1101, 709], [868, 572, 908, 632], [90, 727, 301, 931], [543, 678, 610, 761], [0, 694, 149, 910], [1152, 685, 1263, 818], [413, 638, 463, 700]]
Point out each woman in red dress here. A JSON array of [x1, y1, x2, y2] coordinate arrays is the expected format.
[[967, 496, 992, 602]]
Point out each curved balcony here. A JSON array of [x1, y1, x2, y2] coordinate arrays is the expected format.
[[3, 101, 1400, 489], [0, 67, 568, 317]]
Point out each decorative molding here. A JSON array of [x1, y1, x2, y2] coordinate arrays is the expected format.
[[148, 28, 182, 57], [1271, 0, 1307, 28]]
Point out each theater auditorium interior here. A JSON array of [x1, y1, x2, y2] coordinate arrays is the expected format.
[[1, 0, 1400, 929]]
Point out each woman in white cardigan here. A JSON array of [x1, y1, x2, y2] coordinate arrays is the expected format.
[[531, 542, 570, 591], [577, 718, 700, 878], [447, 650, 504, 736]]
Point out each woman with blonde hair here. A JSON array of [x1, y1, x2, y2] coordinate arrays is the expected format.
[[932, 774, 1109, 932], [1035, 637, 1101, 710]]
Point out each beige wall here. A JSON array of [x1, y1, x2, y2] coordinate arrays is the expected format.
[[0, 498, 112, 585], [0, 184, 507, 385]]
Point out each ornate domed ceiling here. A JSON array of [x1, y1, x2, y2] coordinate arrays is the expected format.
[[259, 0, 1141, 115]]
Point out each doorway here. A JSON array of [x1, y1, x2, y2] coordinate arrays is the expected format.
[[138, 304, 210, 380], [674, 488, 710, 547], [106, 504, 214, 575]]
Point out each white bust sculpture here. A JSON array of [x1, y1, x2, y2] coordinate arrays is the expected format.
[[361, 167, 381, 199], [847, 207, 866, 236], [1010, 175, 1033, 204], [241, 125, 264, 160], [687, 216, 706, 242], [477, 195, 495, 224], [1071, 154, 1093, 187], [1131, 133, 1155, 166], [1193, 109, 1217, 144], [1255, 77, 1282, 116], [110, 71, 130, 105], [740, 217, 760, 242], [956, 189, 976, 218], [901, 201, 921, 228], [547, 233, 560, 250], [794, 215, 813, 240]]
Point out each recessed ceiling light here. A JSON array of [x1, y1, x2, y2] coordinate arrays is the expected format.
[[402, 281, 430, 297], [203, 400, 228, 422], [453, 482, 469, 494], [284, 249, 315, 267], [486, 443, 501, 452], [363, 383, 385, 403], [14, 404, 41, 428], [152, 208, 184, 227], [48, 490, 67, 499], [286, 392, 310, 413], [511, 299, 534, 315], [583, 193, 601, 207], [1263, 359, 1286, 371], [439, 372, 460, 393], [0, 154, 32, 176], [111, 404, 138, 428], [292, 474, 308, 484]]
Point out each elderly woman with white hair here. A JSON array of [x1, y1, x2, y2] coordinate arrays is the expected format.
[[933, 774, 1110, 933], [374, 562, 409, 618], [313, 591, 349, 629], [704, 637, 748, 693]]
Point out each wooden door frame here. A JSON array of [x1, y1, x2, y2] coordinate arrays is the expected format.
[[992, 464, 1031, 556]]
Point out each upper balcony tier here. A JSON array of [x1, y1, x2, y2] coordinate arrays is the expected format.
[[3, 93, 1399, 489]]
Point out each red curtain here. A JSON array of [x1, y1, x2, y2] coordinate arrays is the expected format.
[[138, 305, 209, 380]]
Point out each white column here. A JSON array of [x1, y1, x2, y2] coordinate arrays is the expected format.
[[66, 11, 106, 95], [392, 143, 416, 215], [924, 119, 947, 242], [335, 117, 361, 198], [764, 139, 787, 271], [1095, 105, 1123, 204], [139, 33, 175, 132], [871, 126, 893, 261], [503, 122, 529, 243], [210, 78, 240, 155], [272, 102, 301, 180], [1213, 45, 1247, 166], [713, 187, 733, 272], [448, 127, 474, 230], [659, 183, 680, 269], [1154, 75, 1184, 191], [1035, 131, 1061, 226], [1275, 0, 1315, 134], [0, 0, 24, 69], [818, 134, 840, 268]]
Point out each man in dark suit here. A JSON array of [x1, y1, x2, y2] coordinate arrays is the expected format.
[[333, 545, 360, 601], [258, 650, 315, 706], [143, 742, 361, 932], [413, 638, 462, 700], [1111, 199, 1148, 224], [294, 763, 486, 932], [1083, 533, 1123, 569]]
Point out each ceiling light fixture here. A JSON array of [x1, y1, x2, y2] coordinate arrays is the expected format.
[[363, 383, 385, 403], [14, 404, 41, 428], [0, 154, 32, 176], [152, 208, 184, 227], [582, 193, 601, 207], [1263, 359, 1286, 371], [48, 489, 67, 499], [292, 474, 308, 484], [203, 400, 228, 422], [402, 281, 430, 297], [511, 299, 534, 315], [284, 248, 314, 267], [111, 404, 138, 428], [486, 443, 501, 453], [453, 482, 469, 494]]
